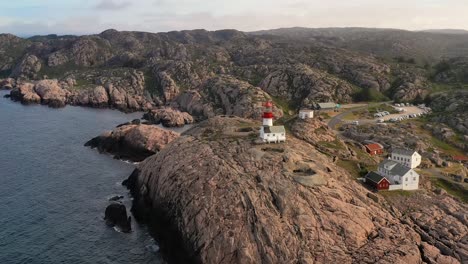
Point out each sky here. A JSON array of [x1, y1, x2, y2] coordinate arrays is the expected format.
[[0, 0, 467, 36]]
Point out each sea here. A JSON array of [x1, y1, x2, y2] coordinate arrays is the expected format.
[[0, 90, 173, 264]]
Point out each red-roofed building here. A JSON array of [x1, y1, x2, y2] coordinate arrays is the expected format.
[[453, 155, 468, 163], [365, 143, 384, 155]]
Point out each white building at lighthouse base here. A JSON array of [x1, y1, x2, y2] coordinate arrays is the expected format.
[[260, 126, 286, 143]]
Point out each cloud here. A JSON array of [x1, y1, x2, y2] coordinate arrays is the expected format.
[[95, 0, 131, 10]]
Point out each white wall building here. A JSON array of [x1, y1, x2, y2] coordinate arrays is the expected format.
[[299, 109, 314, 119], [390, 148, 422, 169], [260, 126, 286, 143], [260, 101, 286, 143], [378, 160, 419, 190]]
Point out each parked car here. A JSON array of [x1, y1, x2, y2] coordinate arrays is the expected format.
[[383, 111, 390, 115], [352, 121, 359, 125], [377, 119, 384, 123]]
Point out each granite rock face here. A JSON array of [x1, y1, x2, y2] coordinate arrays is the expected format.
[[85, 124, 179, 162], [143, 107, 194, 127], [125, 116, 424, 263], [11, 54, 41, 79]]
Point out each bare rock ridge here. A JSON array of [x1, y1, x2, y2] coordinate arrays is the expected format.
[[124, 116, 448, 264], [85, 122, 179, 162], [3, 28, 459, 118]]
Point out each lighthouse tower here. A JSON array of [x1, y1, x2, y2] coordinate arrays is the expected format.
[[262, 101, 274, 127]]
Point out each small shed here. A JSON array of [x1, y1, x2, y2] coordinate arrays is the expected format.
[[365, 172, 390, 191], [317, 102, 337, 111], [299, 109, 314, 119], [365, 143, 384, 155], [453, 155, 468, 163]]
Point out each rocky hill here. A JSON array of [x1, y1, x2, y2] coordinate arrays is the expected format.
[[123, 116, 465, 263], [4, 28, 467, 117]]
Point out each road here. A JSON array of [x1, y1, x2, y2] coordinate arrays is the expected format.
[[327, 105, 368, 129]]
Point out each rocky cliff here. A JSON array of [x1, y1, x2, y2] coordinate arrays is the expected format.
[[123, 116, 464, 264], [2, 28, 456, 118]]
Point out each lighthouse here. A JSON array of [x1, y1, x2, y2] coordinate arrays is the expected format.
[[262, 101, 274, 126], [259, 101, 286, 143]]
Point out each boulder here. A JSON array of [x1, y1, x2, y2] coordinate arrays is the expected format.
[[104, 203, 132, 233], [34, 79, 68, 108], [10, 83, 41, 104]]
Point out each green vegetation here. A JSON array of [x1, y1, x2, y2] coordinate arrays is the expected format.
[[144, 71, 162, 96], [336, 160, 361, 178], [38, 62, 86, 79], [271, 96, 295, 116], [430, 178, 468, 203], [0, 69, 11, 78], [353, 88, 389, 102], [318, 139, 346, 150], [380, 190, 416, 198]]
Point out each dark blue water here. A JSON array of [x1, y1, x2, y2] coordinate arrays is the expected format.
[[0, 91, 165, 264]]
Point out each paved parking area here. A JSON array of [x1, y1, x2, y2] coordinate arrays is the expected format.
[[379, 106, 426, 122]]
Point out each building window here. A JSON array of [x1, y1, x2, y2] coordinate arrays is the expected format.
[[405, 178, 408, 181], [413, 177, 416, 181]]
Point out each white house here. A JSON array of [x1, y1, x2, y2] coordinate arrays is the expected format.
[[260, 126, 286, 143], [299, 109, 314, 119], [378, 160, 419, 190], [390, 148, 422, 169], [260, 101, 286, 143]]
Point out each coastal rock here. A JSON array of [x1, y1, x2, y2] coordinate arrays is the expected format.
[[10, 83, 41, 104], [85, 124, 179, 162], [143, 107, 194, 127], [104, 203, 132, 233], [0, 78, 16, 89], [34, 79, 68, 108], [126, 116, 423, 263]]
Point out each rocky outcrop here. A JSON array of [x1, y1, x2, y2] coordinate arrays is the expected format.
[[143, 107, 194, 127], [385, 193, 467, 263], [174, 76, 283, 120], [10, 82, 41, 104], [260, 64, 354, 108], [125, 116, 424, 263], [34, 79, 68, 107], [11, 54, 41, 79], [0, 78, 16, 89], [85, 124, 179, 162], [10, 79, 68, 107], [104, 203, 132, 233], [291, 118, 336, 144]]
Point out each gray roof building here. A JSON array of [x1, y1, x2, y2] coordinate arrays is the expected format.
[[264, 126, 286, 134], [392, 148, 417, 156], [317, 102, 337, 109], [365, 172, 387, 184], [379, 159, 411, 176]]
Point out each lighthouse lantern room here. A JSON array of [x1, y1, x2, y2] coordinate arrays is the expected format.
[[262, 101, 274, 126], [259, 101, 286, 143]]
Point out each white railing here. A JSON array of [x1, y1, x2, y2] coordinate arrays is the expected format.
[[389, 184, 403, 191]]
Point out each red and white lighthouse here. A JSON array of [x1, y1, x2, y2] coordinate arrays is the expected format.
[[262, 101, 274, 127]]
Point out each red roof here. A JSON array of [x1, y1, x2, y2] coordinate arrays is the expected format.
[[264, 101, 273, 108], [263, 112, 274, 119], [365, 144, 383, 152], [453, 155, 468, 161]]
